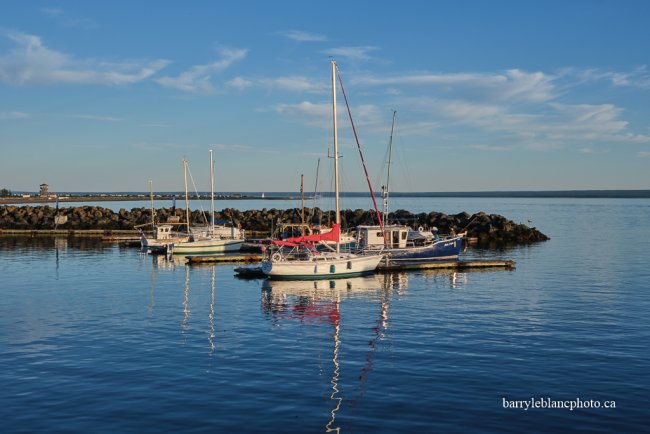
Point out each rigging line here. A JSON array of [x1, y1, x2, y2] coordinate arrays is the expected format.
[[394, 117, 415, 194], [336, 66, 386, 245], [374, 136, 391, 191], [186, 161, 209, 225], [309, 158, 321, 222]]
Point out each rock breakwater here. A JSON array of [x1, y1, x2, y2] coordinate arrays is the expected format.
[[0, 205, 549, 245]]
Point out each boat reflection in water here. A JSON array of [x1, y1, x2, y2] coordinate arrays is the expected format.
[[145, 254, 217, 354], [261, 273, 408, 432], [180, 263, 217, 354]]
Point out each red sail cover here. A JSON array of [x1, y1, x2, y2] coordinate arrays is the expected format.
[[284, 223, 340, 244]]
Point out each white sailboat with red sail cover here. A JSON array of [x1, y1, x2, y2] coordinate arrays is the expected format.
[[261, 60, 384, 280]]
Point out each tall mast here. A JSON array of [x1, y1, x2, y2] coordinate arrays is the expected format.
[[183, 159, 190, 233], [383, 110, 396, 224], [209, 148, 215, 233], [331, 59, 340, 253], [336, 63, 387, 246]]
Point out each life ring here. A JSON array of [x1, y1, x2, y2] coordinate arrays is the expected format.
[[418, 226, 424, 232], [271, 252, 283, 262]]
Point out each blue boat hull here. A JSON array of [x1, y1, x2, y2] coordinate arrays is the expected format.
[[386, 236, 464, 262]]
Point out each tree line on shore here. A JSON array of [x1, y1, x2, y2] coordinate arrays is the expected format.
[[0, 205, 550, 245]]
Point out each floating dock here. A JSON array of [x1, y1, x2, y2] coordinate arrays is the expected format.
[[378, 259, 515, 271], [188, 254, 514, 270], [187, 254, 262, 264]]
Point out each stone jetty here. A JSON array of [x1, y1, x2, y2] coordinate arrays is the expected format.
[[0, 205, 549, 245]]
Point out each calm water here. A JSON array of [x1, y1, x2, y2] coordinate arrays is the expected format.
[[1, 197, 649, 433]]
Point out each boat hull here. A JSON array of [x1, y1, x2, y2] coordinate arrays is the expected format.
[[261, 253, 382, 280], [386, 236, 464, 262], [141, 235, 190, 253], [172, 239, 244, 255]]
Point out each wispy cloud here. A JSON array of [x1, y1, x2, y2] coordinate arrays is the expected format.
[[215, 143, 254, 151], [65, 114, 122, 122], [638, 151, 650, 157], [577, 66, 650, 89], [226, 77, 253, 90], [547, 103, 650, 143], [156, 46, 248, 93], [258, 64, 649, 152], [273, 99, 387, 133], [260, 75, 327, 93], [0, 32, 169, 85], [133, 142, 192, 152], [357, 69, 557, 103], [281, 30, 327, 42], [40, 7, 96, 29], [0, 111, 28, 120], [470, 144, 513, 152], [274, 101, 330, 118], [323, 46, 379, 61], [41, 7, 64, 17]]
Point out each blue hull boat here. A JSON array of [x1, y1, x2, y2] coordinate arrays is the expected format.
[[385, 235, 464, 262], [356, 225, 464, 263]]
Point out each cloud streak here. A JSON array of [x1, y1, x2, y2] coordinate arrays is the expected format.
[[323, 46, 380, 61], [156, 46, 248, 93], [577, 66, 650, 89], [281, 30, 328, 42], [356, 69, 557, 103], [0, 111, 29, 120], [260, 75, 327, 93], [0, 32, 168, 85]]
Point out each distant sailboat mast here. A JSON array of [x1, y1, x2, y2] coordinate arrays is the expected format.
[[382, 110, 396, 224], [309, 157, 321, 223], [149, 180, 155, 228], [183, 159, 190, 234], [209, 148, 215, 235]]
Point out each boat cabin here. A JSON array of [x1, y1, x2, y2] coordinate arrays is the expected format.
[[357, 225, 409, 249], [153, 224, 175, 240]]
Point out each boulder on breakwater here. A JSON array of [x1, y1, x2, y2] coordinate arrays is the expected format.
[[0, 205, 550, 246]]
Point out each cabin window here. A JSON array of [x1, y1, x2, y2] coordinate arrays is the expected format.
[[347, 261, 352, 270], [376, 232, 383, 238], [402, 232, 407, 240]]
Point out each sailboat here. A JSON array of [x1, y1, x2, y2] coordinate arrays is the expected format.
[[172, 149, 245, 256], [261, 60, 383, 279], [138, 180, 190, 253], [355, 111, 465, 262]]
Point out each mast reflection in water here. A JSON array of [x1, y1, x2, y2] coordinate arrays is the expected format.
[[261, 274, 408, 431]]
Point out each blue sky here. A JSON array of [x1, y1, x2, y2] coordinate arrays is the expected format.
[[1, 0, 649, 193]]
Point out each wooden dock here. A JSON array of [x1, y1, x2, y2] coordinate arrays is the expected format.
[[378, 259, 515, 271], [187, 254, 262, 264], [187, 254, 514, 271]]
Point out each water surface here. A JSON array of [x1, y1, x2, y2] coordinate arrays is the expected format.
[[1, 197, 648, 433]]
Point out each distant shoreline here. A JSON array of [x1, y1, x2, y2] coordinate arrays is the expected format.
[[0, 194, 308, 205], [1, 190, 649, 205]]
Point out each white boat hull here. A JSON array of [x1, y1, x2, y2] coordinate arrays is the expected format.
[[172, 239, 243, 255], [261, 253, 382, 280], [141, 235, 190, 252]]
